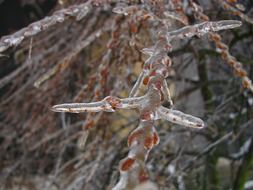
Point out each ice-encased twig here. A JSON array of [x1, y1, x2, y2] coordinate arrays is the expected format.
[[0, 2, 92, 53], [157, 106, 205, 128], [52, 96, 145, 113], [166, 20, 242, 41], [129, 71, 145, 97], [52, 101, 114, 113]]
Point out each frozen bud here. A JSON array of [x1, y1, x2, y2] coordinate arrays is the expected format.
[[144, 136, 154, 149], [152, 130, 159, 146], [119, 157, 135, 171], [128, 128, 144, 147], [104, 96, 122, 110]]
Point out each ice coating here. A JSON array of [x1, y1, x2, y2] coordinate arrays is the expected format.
[[157, 106, 205, 128]]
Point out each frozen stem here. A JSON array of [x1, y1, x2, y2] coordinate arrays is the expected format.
[[166, 20, 242, 41], [157, 106, 205, 128], [52, 96, 145, 113]]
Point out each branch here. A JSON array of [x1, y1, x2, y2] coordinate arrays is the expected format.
[[52, 96, 145, 113], [166, 20, 242, 41], [0, 1, 92, 53], [157, 106, 205, 128]]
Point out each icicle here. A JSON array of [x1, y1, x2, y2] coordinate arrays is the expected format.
[[157, 106, 205, 128], [51, 100, 115, 113]]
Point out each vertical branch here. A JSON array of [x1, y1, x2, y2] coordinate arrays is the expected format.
[[233, 138, 253, 190], [204, 151, 220, 190], [197, 53, 214, 111]]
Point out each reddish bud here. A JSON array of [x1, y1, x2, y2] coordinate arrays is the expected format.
[[228, 59, 235, 66], [221, 51, 229, 60], [120, 158, 135, 171], [140, 111, 152, 121], [216, 42, 228, 50], [235, 68, 247, 77], [143, 76, 149, 85], [130, 23, 138, 33], [153, 131, 159, 146], [128, 129, 143, 147], [105, 96, 121, 110], [144, 136, 154, 149], [242, 78, 250, 88]]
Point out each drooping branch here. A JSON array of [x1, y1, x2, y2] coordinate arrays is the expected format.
[[0, 1, 93, 53]]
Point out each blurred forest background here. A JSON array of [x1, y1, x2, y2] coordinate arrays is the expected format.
[[0, 0, 253, 190]]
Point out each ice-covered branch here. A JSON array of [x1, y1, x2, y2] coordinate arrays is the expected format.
[[0, 2, 92, 53], [52, 96, 144, 113], [166, 20, 242, 41], [157, 106, 205, 128]]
